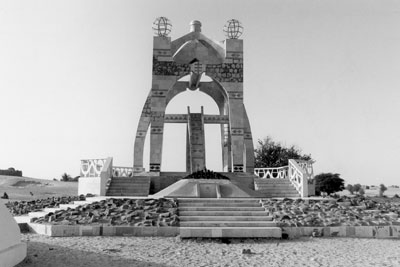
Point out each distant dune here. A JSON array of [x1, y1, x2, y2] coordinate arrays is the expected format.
[[0, 175, 78, 201]]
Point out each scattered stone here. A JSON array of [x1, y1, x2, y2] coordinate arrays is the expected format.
[[242, 249, 253, 254], [31, 198, 178, 227], [5, 196, 82, 216], [262, 196, 400, 227]]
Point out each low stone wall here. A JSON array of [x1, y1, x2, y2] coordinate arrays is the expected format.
[[282, 225, 400, 239], [28, 223, 179, 237]]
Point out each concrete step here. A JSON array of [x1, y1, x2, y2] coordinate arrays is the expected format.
[[180, 227, 282, 238], [265, 193, 300, 197], [264, 197, 300, 199], [256, 189, 299, 193], [110, 178, 149, 181], [180, 221, 277, 227], [179, 202, 262, 207], [178, 206, 265, 212], [106, 176, 150, 196], [178, 198, 261, 203], [179, 211, 268, 216], [179, 216, 273, 221], [107, 188, 148, 191], [106, 193, 148, 196], [255, 179, 292, 184], [255, 184, 297, 188]]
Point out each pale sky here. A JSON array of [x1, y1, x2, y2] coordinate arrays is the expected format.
[[0, 0, 399, 186]]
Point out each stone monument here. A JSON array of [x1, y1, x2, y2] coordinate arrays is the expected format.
[[133, 18, 254, 175]]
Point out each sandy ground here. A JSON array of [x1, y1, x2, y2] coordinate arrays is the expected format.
[[15, 234, 400, 267]]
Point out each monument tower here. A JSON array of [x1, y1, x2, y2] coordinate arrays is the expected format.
[[133, 18, 254, 175]]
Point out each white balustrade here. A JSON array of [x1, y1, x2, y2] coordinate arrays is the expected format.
[[254, 167, 288, 179], [112, 166, 134, 177], [80, 159, 106, 177], [254, 159, 315, 198]]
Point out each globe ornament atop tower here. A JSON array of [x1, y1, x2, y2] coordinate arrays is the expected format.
[[223, 19, 243, 39], [152, 17, 172, 37]]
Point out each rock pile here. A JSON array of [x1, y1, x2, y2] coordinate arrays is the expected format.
[[5, 195, 85, 216], [32, 198, 179, 227], [262, 197, 400, 227]]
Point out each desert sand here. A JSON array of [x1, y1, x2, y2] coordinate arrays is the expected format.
[[16, 234, 400, 267]]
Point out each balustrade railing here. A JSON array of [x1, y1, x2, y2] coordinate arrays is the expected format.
[[254, 166, 288, 179], [112, 166, 134, 177], [80, 159, 107, 177], [254, 159, 315, 198]]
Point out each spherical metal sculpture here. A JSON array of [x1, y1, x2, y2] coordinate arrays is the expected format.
[[152, 17, 172, 37], [223, 19, 243, 39]]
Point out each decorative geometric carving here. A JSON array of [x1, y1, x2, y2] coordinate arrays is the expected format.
[[149, 163, 161, 172], [206, 63, 243, 83], [112, 166, 134, 177], [223, 19, 243, 39], [153, 56, 189, 76], [233, 164, 244, 172], [136, 131, 147, 138], [151, 111, 165, 122], [151, 89, 168, 97], [254, 167, 288, 179], [229, 91, 243, 99], [231, 128, 244, 136], [151, 126, 163, 134], [152, 17, 172, 37], [141, 96, 152, 116], [80, 159, 106, 177]]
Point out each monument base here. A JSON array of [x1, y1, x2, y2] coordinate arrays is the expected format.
[[152, 178, 263, 198]]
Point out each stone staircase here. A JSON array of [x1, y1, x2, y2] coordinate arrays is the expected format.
[[178, 198, 281, 238], [254, 178, 300, 198], [106, 177, 150, 196]]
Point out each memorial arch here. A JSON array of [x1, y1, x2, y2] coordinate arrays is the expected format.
[[133, 19, 254, 175]]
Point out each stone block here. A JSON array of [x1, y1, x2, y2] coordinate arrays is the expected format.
[[51, 225, 80, 237], [153, 36, 171, 50], [355, 226, 373, 238], [102, 226, 116, 236]]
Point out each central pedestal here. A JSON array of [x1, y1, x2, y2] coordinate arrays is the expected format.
[[152, 178, 263, 198]]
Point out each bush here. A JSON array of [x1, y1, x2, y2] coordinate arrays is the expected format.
[[254, 136, 312, 168], [358, 188, 365, 196], [379, 184, 387, 197], [346, 184, 354, 194], [60, 173, 78, 182], [353, 184, 362, 193], [315, 173, 345, 195]]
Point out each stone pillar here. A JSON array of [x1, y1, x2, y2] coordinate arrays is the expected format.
[[186, 107, 206, 172]]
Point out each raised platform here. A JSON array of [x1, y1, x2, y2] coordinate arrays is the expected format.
[[178, 198, 281, 238]]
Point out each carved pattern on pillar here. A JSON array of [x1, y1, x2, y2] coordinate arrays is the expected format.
[[206, 62, 243, 83], [152, 56, 189, 76]]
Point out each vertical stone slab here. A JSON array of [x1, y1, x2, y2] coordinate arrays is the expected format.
[[187, 109, 206, 172]]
